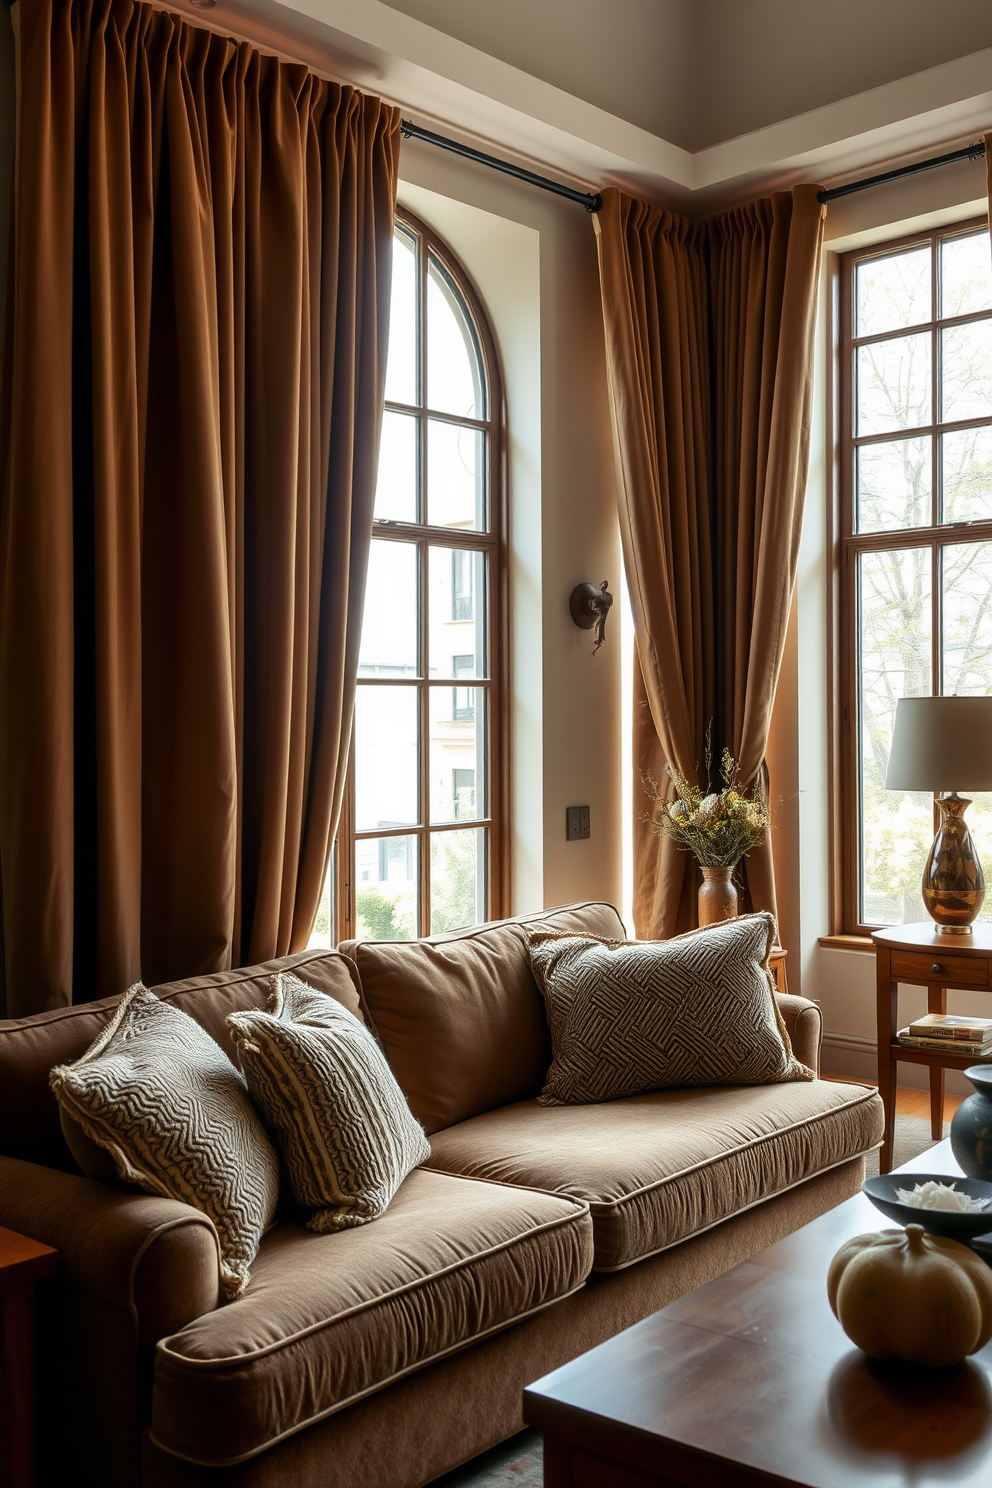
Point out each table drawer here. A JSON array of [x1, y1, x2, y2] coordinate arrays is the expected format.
[[891, 949, 989, 986]]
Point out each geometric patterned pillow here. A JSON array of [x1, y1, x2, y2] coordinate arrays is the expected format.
[[227, 973, 431, 1234], [49, 985, 280, 1298], [528, 912, 813, 1106]]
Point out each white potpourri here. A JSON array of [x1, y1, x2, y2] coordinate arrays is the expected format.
[[894, 1180, 991, 1214]]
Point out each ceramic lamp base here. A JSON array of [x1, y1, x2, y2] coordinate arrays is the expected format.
[[922, 793, 986, 934]]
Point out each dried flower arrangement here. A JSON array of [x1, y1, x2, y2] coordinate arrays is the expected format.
[[642, 728, 770, 869]]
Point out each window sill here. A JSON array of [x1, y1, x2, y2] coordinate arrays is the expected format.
[[818, 934, 875, 952]]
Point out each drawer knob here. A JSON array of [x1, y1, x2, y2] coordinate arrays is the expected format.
[[932, 963, 944, 974]]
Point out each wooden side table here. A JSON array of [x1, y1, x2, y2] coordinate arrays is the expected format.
[[873, 922, 992, 1173], [0, 1226, 57, 1488]]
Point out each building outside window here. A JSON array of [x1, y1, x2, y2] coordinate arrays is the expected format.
[[836, 221, 992, 933], [311, 210, 506, 946], [452, 654, 476, 722]]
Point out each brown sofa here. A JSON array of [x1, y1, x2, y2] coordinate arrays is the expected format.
[[0, 901, 883, 1488]]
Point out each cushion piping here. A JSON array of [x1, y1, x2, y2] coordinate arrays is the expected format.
[[348, 901, 623, 959], [589, 1148, 873, 1273], [577, 1085, 880, 1215], [150, 1279, 590, 1467], [157, 1191, 591, 1369], [423, 1084, 880, 1218], [0, 948, 362, 1034]]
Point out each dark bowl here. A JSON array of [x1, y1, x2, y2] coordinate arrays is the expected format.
[[862, 1173, 992, 1241]]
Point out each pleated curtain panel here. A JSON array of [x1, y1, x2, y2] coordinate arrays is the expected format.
[[0, 0, 400, 1016], [596, 186, 824, 939]]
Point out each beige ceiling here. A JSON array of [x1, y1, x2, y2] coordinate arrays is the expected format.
[[384, 0, 992, 152]]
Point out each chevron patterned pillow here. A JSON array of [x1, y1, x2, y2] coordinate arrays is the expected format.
[[529, 913, 813, 1105], [50, 985, 280, 1297], [227, 973, 431, 1233]]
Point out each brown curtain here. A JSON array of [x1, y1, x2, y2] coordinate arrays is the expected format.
[[0, 0, 400, 1016], [597, 185, 823, 938]]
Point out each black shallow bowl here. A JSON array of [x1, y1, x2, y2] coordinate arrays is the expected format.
[[862, 1173, 992, 1241]]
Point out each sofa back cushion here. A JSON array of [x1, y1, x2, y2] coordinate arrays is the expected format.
[[0, 950, 363, 1171], [340, 902, 625, 1134]]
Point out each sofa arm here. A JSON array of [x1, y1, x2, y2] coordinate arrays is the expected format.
[[775, 993, 822, 1075], [0, 1156, 221, 1346]]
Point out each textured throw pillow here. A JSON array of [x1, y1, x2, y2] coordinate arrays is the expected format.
[[529, 912, 813, 1105], [50, 985, 280, 1297], [227, 972, 431, 1233]]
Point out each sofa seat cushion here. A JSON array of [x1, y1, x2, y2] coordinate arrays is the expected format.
[[426, 1079, 883, 1271], [151, 1168, 592, 1467]]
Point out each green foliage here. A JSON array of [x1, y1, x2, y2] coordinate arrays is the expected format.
[[356, 888, 415, 942], [430, 832, 477, 935]]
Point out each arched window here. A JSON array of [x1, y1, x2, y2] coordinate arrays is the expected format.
[[332, 209, 507, 942]]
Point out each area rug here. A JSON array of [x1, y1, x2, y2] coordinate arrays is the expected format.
[[431, 1429, 543, 1487], [863, 1111, 946, 1178], [435, 1115, 945, 1488]]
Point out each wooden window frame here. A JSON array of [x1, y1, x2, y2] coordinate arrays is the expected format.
[[333, 207, 510, 943], [831, 216, 992, 938]]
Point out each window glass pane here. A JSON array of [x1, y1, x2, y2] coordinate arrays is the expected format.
[[858, 548, 932, 926], [430, 827, 486, 934], [942, 426, 992, 523], [856, 248, 930, 337], [374, 411, 418, 523], [940, 319, 992, 423], [309, 847, 333, 949], [354, 686, 419, 831], [940, 231, 992, 320], [354, 835, 419, 941], [429, 686, 486, 824], [942, 541, 992, 697], [427, 257, 484, 419], [427, 420, 486, 531], [359, 541, 418, 675], [428, 545, 486, 678], [384, 227, 417, 406], [856, 436, 931, 532], [857, 334, 931, 436]]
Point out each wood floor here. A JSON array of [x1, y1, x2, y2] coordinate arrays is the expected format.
[[894, 1084, 962, 1120], [823, 1074, 962, 1122]]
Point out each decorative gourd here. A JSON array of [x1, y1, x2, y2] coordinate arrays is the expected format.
[[828, 1223, 992, 1367]]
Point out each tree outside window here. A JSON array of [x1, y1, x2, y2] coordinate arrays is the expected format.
[[838, 224, 992, 931]]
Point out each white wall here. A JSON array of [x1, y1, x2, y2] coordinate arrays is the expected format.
[[397, 139, 622, 920], [770, 152, 990, 1091]]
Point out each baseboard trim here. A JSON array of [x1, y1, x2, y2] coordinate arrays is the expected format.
[[823, 1032, 876, 1056]]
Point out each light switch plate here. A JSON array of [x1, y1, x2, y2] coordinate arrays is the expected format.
[[566, 805, 591, 841]]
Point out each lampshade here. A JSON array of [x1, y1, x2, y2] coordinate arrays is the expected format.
[[885, 696, 992, 792]]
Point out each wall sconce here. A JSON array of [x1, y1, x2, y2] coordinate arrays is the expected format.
[[569, 580, 613, 654]]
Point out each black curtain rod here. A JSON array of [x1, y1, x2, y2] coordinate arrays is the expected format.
[[817, 141, 987, 203], [400, 120, 603, 213], [401, 119, 986, 214]]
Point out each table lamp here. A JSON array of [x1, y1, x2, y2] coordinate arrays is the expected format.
[[885, 696, 992, 934]]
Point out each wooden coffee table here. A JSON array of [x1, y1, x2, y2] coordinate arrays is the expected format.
[[524, 1141, 992, 1487], [0, 1225, 57, 1487]]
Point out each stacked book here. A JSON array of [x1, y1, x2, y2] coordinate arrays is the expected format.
[[897, 1014, 992, 1058]]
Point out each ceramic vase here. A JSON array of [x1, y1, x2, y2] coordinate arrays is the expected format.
[[950, 1066, 992, 1180], [697, 866, 738, 927]]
